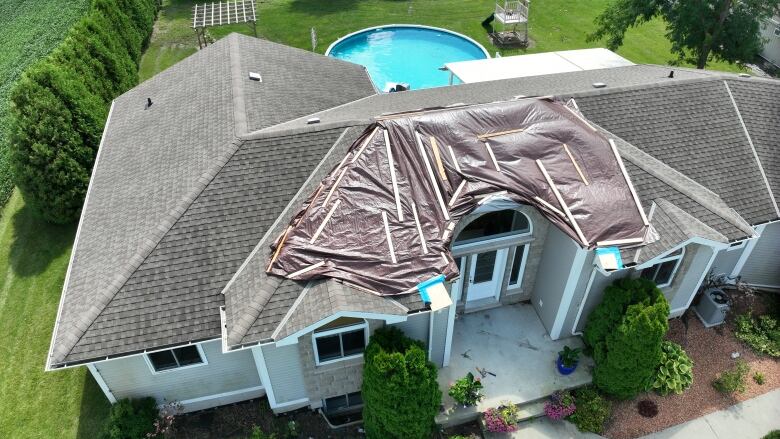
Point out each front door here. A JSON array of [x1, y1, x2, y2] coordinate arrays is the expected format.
[[466, 248, 508, 303]]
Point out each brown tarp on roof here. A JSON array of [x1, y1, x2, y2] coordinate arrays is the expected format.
[[267, 98, 649, 295]]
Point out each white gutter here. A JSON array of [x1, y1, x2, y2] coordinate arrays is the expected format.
[[46, 101, 115, 372]]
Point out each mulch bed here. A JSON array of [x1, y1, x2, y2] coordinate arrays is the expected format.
[[440, 420, 483, 438], [604, 292, 780, 439], [170, 398, 363, 438]]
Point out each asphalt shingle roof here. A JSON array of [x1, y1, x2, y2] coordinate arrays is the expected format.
[[272, 279, 408, 341], [49, 45, 780, 365], [48, 34, 376, 367], [574, 79, 779, 225], [725, 79, 780, 210], [262, 65, 719, 133]]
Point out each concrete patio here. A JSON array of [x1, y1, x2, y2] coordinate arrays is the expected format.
[[436, 304, 592, 426]]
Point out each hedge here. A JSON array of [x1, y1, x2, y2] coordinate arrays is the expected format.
[[362, 326, 441, 439], [9, 0, 157, 223]]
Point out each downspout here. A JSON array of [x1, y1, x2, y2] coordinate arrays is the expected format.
[[571, 266, 597, 336]]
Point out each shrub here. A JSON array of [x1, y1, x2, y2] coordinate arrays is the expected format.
[[753, 371, 766, 385], [483, 402, 519, 433], [584, 278, 662, 351], [650, 341, 693, 395], [637, 399, 658, 418], [544, 390, 576, 420], [713, 360, 749, 394], [448, 372, 484, 407], [99, 397, 158, 439], [585, 278, 670, 399], [566, 387, 612, 434], [362, 326, 441, 439], [735, 313, 780, 358], [249, 426, 277, 439]]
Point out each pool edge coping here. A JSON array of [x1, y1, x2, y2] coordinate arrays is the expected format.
[[324, 24, 492, 59]]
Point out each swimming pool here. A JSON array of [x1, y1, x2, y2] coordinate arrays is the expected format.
[[326, 25, 489, 91]]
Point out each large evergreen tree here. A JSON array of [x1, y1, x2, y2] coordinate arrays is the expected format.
[[362, 326, 441, 439], [9, 61, 106, 223], [588, 0, 780, 68]]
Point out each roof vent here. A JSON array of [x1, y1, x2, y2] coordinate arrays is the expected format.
[[307, 117, 321, 125], [738, 73, 751, 78], [248, 72, 262, 82], [592, 82, 607, 88], [145, 97, 153, 109], [668, 70, 674, 78]]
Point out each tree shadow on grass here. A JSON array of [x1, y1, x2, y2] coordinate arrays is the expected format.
[[8, 196, 75, 277], [76, 372, 111, 439]]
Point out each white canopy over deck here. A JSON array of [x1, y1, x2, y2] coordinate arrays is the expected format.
[[444, 48, 634, 84]]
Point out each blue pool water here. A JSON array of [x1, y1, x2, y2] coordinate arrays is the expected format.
[[327, 26, 488, 90]]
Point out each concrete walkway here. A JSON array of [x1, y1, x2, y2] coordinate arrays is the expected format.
[[506, 389, 780, 438], [639, 388, 780, 439]]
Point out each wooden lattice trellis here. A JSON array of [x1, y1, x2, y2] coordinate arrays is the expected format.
[[192, 0, 257, 49]]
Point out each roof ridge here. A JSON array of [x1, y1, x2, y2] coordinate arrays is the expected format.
[[612, 134, 755, 237], [54, 138, 246, 363], [228, 33, 249, 136], [221, 126, 360, 347], [567, 75, 726, 100]]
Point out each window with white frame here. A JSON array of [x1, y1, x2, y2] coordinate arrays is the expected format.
[[146, 345, 205, 372], [507, 244, 529, 289], [312, 318, 367, 365], [640, 248, 685, 288]]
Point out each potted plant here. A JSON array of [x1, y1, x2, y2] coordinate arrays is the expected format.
[[448, 372, 484, 407], [482, 401, 520, 433], [543, 390, 576, 420], [557, 345, 581, 375]]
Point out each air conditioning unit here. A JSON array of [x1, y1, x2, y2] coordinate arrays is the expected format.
[[694, 288, 730, 327]]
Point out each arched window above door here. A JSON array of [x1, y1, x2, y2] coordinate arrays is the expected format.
[[453, 209, 531, 246]]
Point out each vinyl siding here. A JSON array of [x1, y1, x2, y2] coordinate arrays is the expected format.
[[663, 244, 713, 314], [712, 245, 746, 276], [260, 343, 308, 404], [429, 308, 449, 367], [531, 225, 580, 333], [741, 222, 780, 288], [93, 340, 262, 410], [391, 311, 430, 346], [760, 17, 780, 67]]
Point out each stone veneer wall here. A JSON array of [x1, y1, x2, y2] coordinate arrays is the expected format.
[[500, 205, 550, 304], [298, 320, 383, 409]]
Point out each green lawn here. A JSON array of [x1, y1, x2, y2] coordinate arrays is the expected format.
[[0, 191, 110, 438], [140, 0, 743, 81]]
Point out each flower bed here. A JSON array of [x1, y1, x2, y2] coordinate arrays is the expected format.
[[604, 293, 780, 439], [482, 402, 519, 433]]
